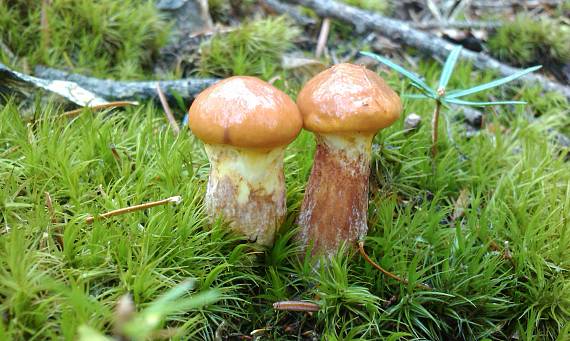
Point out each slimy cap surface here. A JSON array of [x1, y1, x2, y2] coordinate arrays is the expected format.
[[189, 76, 302, 148], [297, 63, 402, 133]]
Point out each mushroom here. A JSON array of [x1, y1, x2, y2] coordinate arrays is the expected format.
[[188, 76, 302, 246], [296, 63, 402, 256]]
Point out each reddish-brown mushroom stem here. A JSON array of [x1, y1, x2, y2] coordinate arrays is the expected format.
[[298, 133, 373, 254], [295, 63, 402, 256]]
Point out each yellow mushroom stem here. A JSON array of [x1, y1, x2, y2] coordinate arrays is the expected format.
[[298, 132, 374, 256], [204, 144, 286, 246]]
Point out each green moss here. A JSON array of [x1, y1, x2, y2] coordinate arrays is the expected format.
[[208, 0, 256, 24], [0, 0, 169, 79], [1, 4, 570, 339], [517, 86, 568, 116], [516, 86, 570, 136], [2, 90, 569, 339], [488, 14, 570, 67], [340, 0, 389, 13], [198, 16, 300, 79]]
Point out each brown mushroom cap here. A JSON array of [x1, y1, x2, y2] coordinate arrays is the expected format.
[[297, 63, 402, 133], [189, 76, 302, 149]]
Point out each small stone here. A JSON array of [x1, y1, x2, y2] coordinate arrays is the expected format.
[[404, 113, 422, 131]]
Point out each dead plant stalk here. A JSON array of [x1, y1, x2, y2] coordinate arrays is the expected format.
[[86, 196, 182, 224], [62, 101, 137, 117], [156, 83, 180, 135], [358, 241, 432, 290]]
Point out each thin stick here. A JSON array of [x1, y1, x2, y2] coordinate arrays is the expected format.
[[109, 144, 122, 163], [45, 192, 64, 249], [470, 0, 563, 8], [273, 301, 320, 312], [315, 18, 331, 58], [1, 145, 20, 157], [411, 20, 502, 30], [431, 101, 441, 159], [156, 83, 180, 135], [431, 87, 446, 159], [45, 192, 57, 224], [40, 0, 51, 56], [62, 101, 137, 117], [86, 196, 182, 224], [357, 241, 432, 290]]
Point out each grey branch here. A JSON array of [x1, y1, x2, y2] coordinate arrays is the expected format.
[[260, 0, 316, 25], [287, 0, 570, 99], [1, 62, 108, 106], [411, 20, 502, 30], [34, 66, 218, 101], [470, 0, 564, 8]]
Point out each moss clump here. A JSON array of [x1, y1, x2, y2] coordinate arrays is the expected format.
[[0, 0, 169, 79], [2, 57, 570, 338], [488, 14, 570, 67], [208, 0, 256, 24], [198, 16, 300, 79], [517, 86, 570, 136]]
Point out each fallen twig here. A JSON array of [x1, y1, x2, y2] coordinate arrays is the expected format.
[[1, 63, 108, 106], [260, 0, 316, 26], [45, 192, 57, 224], [470, 0, 564, 8], [44, 192, 64, 249], [156, 84, 180, 135], [411, 20, 502, 30], [34, 65, 218, 102], [357, 241, 432, 290], [86, 196, 182, 224], [273, 301, 320, 312], [315, 18, 331, 58], [40, 0, 51, 54], [62, 101, 137, 117], [0, 145, 20, 157], [109, 144, 122, 163], [287, 0, 570, 99]]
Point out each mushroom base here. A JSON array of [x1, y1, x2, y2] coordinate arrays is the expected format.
[[204, 145, 286, 246], [298, 133, 373, 256]]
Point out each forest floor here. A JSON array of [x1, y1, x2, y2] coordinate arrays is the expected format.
[[0, 0, 569, 340]]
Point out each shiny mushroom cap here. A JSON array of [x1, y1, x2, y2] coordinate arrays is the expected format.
[[297, 63, 402, 134], [189, 76, 303, 149]]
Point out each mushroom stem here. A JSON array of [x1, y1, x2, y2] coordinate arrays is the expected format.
[[204, 144, 286, 246], [298, 132, 374, 256]]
